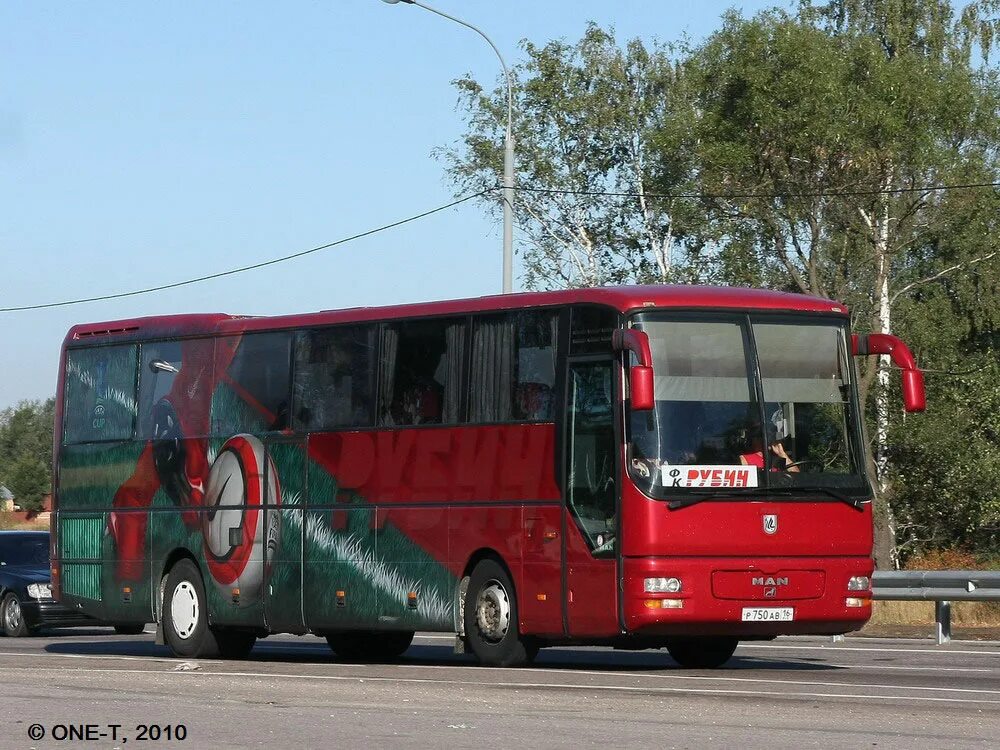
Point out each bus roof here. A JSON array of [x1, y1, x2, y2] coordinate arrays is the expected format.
[[64, 285, 847, 343]]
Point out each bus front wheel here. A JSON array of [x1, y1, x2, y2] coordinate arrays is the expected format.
[[162, 559, 219, 659], [665, 636, 739, 668], [464, 558, 535, 667]]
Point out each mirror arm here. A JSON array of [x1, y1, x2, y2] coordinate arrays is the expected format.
[[852, 333, 926, 412], [851, 333, 917, 370], [612, 329, 652, 367]]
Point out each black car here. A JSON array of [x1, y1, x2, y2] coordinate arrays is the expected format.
[[0, 530, 97, 636]]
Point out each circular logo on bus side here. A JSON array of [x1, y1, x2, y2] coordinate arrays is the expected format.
[[202, 434, 281, 606]]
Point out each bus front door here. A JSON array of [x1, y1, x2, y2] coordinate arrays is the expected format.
[[563, 359, 619, 636]]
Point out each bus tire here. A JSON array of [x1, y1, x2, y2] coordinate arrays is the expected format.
[[665, 636, 739, 668], [464, 558, 533, 667], [213, 629, 257, 659], [162, 559, 219, 658], [325, 630, 414, 661]]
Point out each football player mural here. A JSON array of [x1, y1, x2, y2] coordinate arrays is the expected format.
[[107, 334, 282, 606]]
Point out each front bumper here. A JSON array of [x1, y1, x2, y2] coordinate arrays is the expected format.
[[21, 599, 100, 630], [623, 556, 874, 637]]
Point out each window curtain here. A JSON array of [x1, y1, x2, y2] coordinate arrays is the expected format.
[[442, 322, 465, 423], [471, 316, 514, 422], [378, 326, 398, 425]]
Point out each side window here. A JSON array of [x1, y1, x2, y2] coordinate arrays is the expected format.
[[137, 341, 182, 439], [136, 338, 218, 440], [211, 332, 292, 435], [379, 318, 466, 426], [294, 325, 377, 430], [470, 310, 558, 422], [63, 345, 138, 444]]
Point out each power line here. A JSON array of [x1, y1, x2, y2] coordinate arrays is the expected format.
[[514, 180, 1000, 201], [0, 190, 492, 313]]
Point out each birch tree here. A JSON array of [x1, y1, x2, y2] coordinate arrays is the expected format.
[[685, 3, 1000, 565], [440, 25, 706, 289]]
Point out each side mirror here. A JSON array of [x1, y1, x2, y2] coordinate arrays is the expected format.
[[612, 329, 655, 411], [901, 368, 926, 413], [852, 333, 926, 413], [630, 366, 654, 411]]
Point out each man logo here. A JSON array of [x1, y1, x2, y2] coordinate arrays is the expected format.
[[763, 514, 778, 535], [764, 587, 777, 598]]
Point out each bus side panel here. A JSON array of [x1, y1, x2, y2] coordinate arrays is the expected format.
[[57, 441, 151, 623], [449, 505, 523, 618], [306, 425, 563, 634], [379, 507, 455, 630], [562, 513, 619, 637], [263, 441, 306, 634], [301, 505, 382, 630], [520, 504, 564, 636]]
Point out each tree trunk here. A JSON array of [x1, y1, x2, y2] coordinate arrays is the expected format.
[[872, 173, 898, 569]]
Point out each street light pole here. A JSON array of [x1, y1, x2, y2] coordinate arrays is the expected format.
[[380, 0, 515, 294]]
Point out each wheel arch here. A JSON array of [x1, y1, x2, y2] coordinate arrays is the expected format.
[[454, 548, 517, 636], [155, 548, 200, 624]]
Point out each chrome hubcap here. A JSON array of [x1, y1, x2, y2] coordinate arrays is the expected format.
[[5, 598, 22, 632], [476, 580, 511, 643], [170, 581, 199, 640]]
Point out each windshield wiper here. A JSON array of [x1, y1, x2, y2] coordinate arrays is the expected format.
[[666, 486, 866, 511], [666, 488, 763, 510], [750, 485, 866, 510]]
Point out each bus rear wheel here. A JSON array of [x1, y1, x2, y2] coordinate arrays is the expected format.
[[325, 630, 414, 661], [464, 558, 534, 667], [162, 559, 219, 659], [665, 636, 739, 668]]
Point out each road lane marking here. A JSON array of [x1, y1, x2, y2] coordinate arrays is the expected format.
[[2, 640, 998, 681], [738, 642, 1000, 657], [5, 666, 1000, 706], [0, 650, 177, 665], [380, 662, 1000, 695], [1, 651, 995, 698]]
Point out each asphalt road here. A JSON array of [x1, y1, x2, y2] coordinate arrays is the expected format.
[[0, 629, 997, 749]]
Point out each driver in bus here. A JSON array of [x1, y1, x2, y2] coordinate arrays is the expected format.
[[739, 407, 801, 473]]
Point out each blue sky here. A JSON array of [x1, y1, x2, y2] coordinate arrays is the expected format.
[[0, 0, 786, 409]]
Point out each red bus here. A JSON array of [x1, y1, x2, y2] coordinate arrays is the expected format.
[[51, 285, 924, 667]]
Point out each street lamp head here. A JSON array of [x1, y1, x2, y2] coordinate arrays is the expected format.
[[380, 0, 414, 4]]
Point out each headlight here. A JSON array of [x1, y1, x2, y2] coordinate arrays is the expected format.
[[847, 576, 871, 591], [27, 583, 52, 599], [644, 577, 682, 593]]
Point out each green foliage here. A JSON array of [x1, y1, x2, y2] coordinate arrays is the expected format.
[[446, 1, 1000, 560], [6, 455, 49, 511], [0, 398, 55, 510], [440, 24, 707, 288]]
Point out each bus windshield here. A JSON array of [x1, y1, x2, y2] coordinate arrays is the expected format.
[[627, 314, 868, 497]]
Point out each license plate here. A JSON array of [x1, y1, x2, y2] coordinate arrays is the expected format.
[[741, 607, 794, 622]]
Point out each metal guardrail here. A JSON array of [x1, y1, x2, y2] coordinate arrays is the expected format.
[[871, 570, 1000, 644]]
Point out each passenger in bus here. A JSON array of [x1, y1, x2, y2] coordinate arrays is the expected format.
[[396, 378, 442, 425], [514, 382, 553, 421]]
